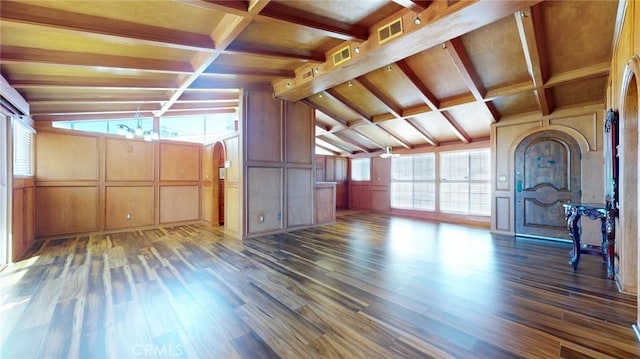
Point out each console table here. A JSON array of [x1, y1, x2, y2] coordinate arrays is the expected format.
[[563, 202, 617, 279]]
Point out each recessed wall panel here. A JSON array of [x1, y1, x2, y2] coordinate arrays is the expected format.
[[160, 143, 199, 181], [105, 138, 154, 181], [105, 186, 154, 229], [287, 168, 313, 227], [36, 186, 98, 235], [36, 133, 98, 181], [159, 186, 199, 223]]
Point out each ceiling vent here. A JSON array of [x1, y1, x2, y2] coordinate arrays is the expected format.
[[378, 18, 403, 44], [301, 68, 314, 80], [332, 46, 351, 66]]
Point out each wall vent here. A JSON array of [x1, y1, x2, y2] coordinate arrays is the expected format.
[[332, 46, 351, 66], [301, 69, 314, 80], [378, 18, 403, 44]]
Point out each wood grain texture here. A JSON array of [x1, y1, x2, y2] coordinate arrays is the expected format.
[[1, 212, 639, 358]]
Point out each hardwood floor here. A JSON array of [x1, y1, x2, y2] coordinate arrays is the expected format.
[[1, 212, 638, 358]]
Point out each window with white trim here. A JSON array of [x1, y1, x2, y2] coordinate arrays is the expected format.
[[440, 149, 490, 215], [350, 158, 370, 181], [390, 153, 436, 210], [13, 119, 35, 177]]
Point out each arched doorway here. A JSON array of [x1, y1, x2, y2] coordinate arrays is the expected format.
[[213, 141, 225, 226], [618, 68, 638, 293], [514, 130, 582, 240]]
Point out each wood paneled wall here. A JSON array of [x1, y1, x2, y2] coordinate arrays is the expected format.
[[35, 129, 201, 237], [242, 90, 314, 238], [315, 155, 348, 209], [606, 0, 639, 314], [12, 178, 34, 260]]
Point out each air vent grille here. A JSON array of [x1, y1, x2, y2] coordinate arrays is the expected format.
[[301, 69, 314, 80], [378, 18, 403, 44], [332, 46, 351, 66]]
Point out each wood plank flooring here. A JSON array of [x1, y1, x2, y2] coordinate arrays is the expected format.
[[1, 212, 639, 358]]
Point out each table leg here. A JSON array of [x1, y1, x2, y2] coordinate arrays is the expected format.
[[605, 211, 616, 279], [567, 209, 581, 271]]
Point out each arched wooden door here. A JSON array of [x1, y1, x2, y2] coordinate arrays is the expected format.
[[514, 130, 581, 240], [213, 142, 225, 225]]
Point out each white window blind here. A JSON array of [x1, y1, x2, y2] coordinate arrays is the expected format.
[[391, 153, 435, 210], [13, 119, 35, 177], [350, 158, 370, 181], [440, 149, 490, 215]]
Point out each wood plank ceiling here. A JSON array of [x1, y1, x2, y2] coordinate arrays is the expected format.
[[0, 0, 619, 156]]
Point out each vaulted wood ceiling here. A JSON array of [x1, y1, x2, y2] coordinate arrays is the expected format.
[[0, 0, 620, 156]]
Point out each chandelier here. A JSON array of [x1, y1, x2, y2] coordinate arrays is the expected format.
[[117, 113, 159, 142], [380, 146, 400, 159]]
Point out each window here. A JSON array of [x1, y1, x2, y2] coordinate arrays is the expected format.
[[440, 149, 490, 215], [350, 158, 370, 181], [160, 113, 236, 144], [13, 119, 35, 177], [391, 153, 435, 210], [52, 112, 237, 144]]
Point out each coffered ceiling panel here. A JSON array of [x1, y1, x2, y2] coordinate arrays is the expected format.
[[462, 16, 530, 89]]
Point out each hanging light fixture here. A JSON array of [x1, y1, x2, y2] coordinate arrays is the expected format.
[[117, 107, 159, 141], [380, 146, 400, 159]]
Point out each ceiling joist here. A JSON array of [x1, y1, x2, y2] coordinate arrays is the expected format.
[[180, 0, 368, 41], [443, 38, 499, 122], [1, 1, 216, 52], [1, 45, 194, 74], [515, 5, 553, 116], [273, 0, 543, 101]]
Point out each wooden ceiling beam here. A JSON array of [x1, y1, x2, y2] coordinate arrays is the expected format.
[[396, 60, 440, 110], [332, 131, 371, 153], [441, 111, 471, 144], [315, 137, 354, 155], [375, 125, 413, 149], [368, 59, 607, 128], [405, 118, 439, 147], [203, 65, 294, 78], [10, 77, 179, 90], [1, 46, 194, 74], [301, 99, 349, 127], [544, 62, 610, 88], [353, 77, 403, 118], [32, 112, 156, 122], [156, 13, 252, 117], [515, 5, 553, 116], [314, 140, 343, 156], [444, 38, 499, 123], [160, 108, 236, 117], [0, 1, 215, 52], [348, 128, 387, 151], [323, 89, 373, 124], [166, 102, 238, 110], [224, 41, 325, 63], [181, 0, 367, 41], [274, 0, 543, 101], [258, 2, 368, 41], [444, 38, 485, 100], [391, 0, 432, 13]]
